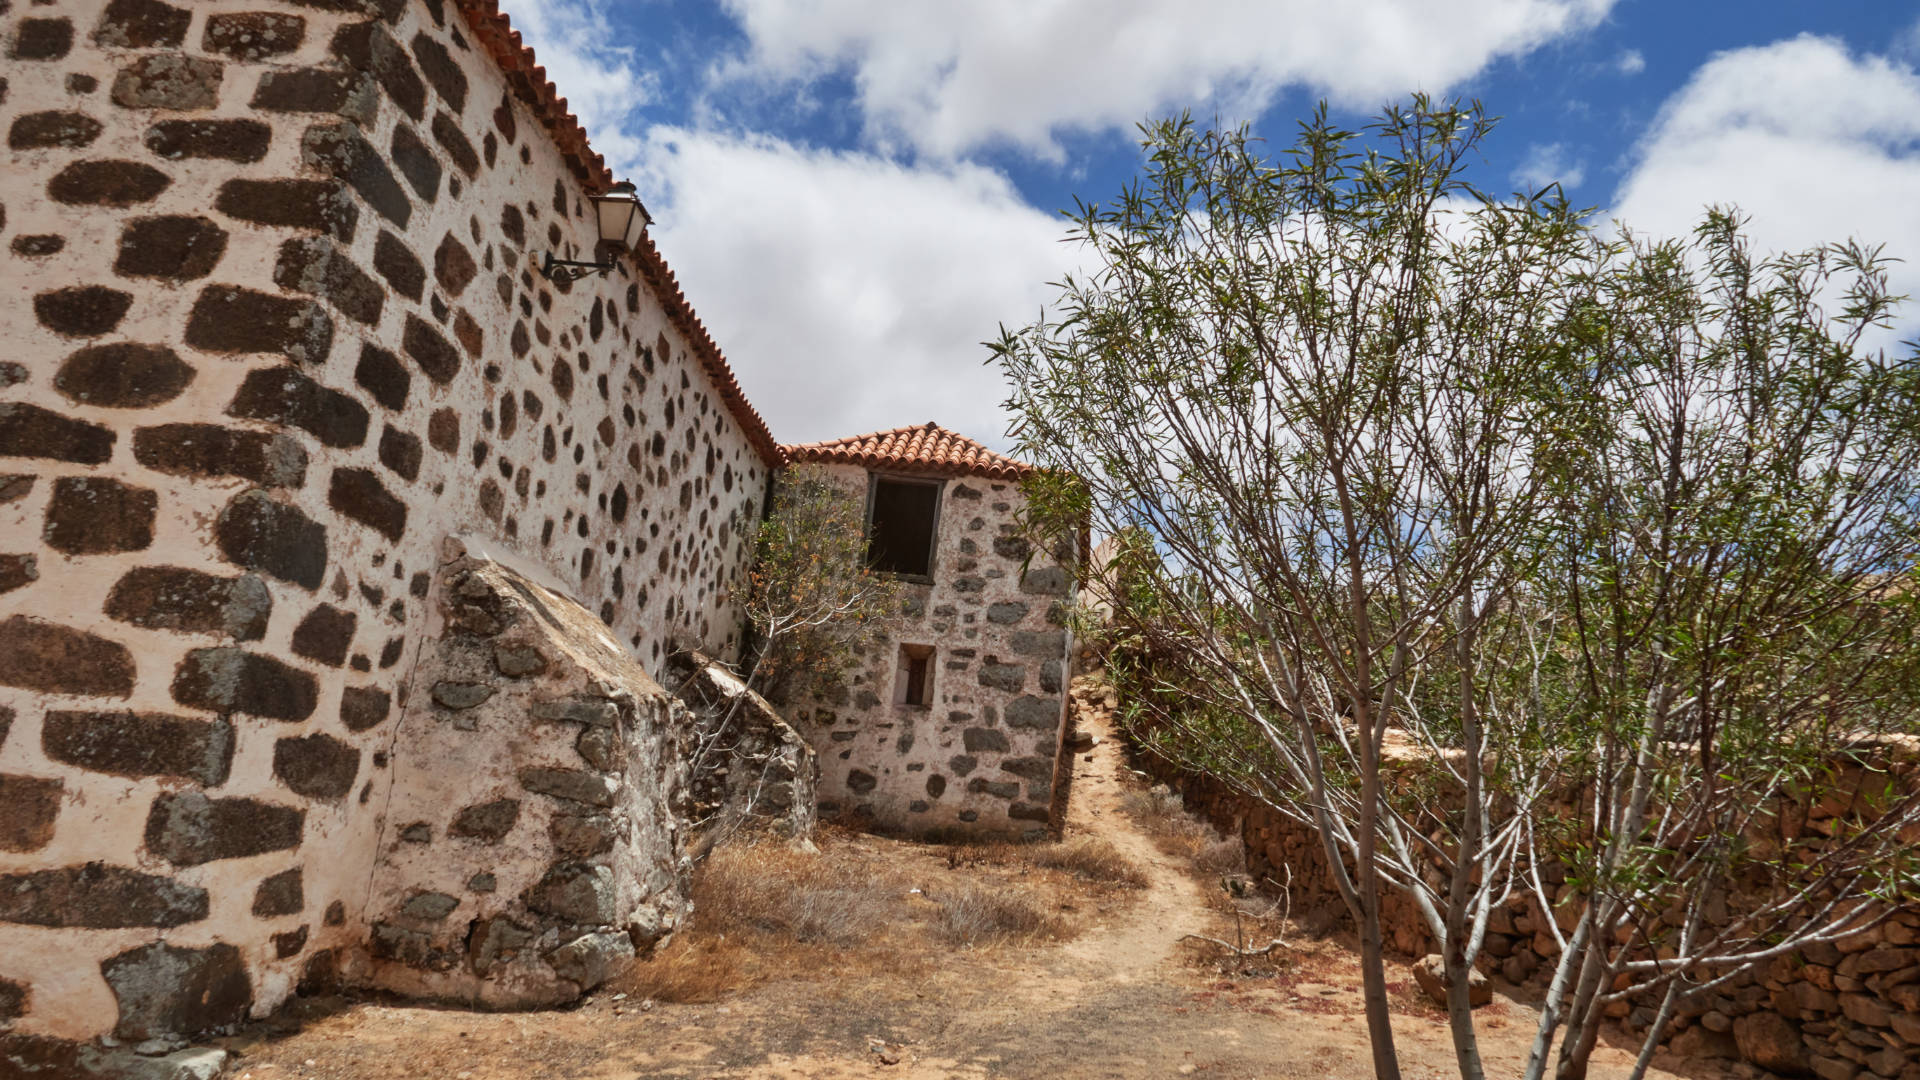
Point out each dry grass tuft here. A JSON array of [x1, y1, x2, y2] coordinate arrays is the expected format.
[[1121, 785, 1241, 874], [691, 839, 898, 946], [1024, 836, 1150, 887], [929, 880, 1066, 945], [612, 937, 749, 1003]]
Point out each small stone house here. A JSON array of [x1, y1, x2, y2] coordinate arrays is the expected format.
[[781, 423, 1077, 839]]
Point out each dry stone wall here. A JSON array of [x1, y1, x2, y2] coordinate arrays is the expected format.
[[1101, 674, 1920, 1080], [0, 0, 772, 1045], [788, 464, 1075, 839]]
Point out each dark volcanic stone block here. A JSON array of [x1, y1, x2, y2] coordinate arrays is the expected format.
[[33, 285, 132, 336], [114, 215, 228, 280], [216, 490, 327, 589], [252, 67, 361, 115], [145, 791, 304, 866], [449, 798, 520, 843], [55, 343, 194, 408], [429, 111, 478, 176], [0, 555, 37, 597], [93, 0, 192, 49], [291, 603, 355, 666], [12, 235, 69, 257], [390, 122, 441, 201], [9, 110, 103, 149], [0, 616, 134, 697], [962, 728, 1010, 753], [519, 767, 614, 807], [1005, 696, 1062, 731], [409, 31, 466, 112], [0, 862, 206, 928], [330, 20, 425, 120], [42, 710, 234, 785], [0, 404, 115, 464], [134, 423, 307, 487], [171, 647, 318, 721], [524, 862, 615, 924], [328, 467, 406, 541], [340, 685, 391, 732], [204, 12, 305, 60], [227, 366, 369, 448], [0, 775, 64, 853], [272, 733, 359, 800], [354, 344, 410, 411], [101, 941, 251, 1040], [110, 54, 223, 111], [402, 313, 459, 383], [144, 118, 270, 162], [274, 236, 383, 326], [105, 565, 271, 640], [48, 160, 169, 206], [372, 230, 424, 299], [433, 232, 476, 296], [186, 284, 332, 364], [302, 123, 410, 228], [216, 178, 357, 241], [252, 867, 303, 917], [10, 18, 73, 60], [378, 425, 422, 481], [44, 476, 155, 554]]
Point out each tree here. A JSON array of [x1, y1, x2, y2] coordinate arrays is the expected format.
[[992, 100, 1920, 1080], [743, 464, 900, 706]]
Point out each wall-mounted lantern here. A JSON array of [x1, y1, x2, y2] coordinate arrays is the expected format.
[[540, 179, 652, 282]]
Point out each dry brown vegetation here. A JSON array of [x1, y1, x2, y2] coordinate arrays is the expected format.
[[1120, 784, 1246, 878], [614, 825, 1145, 1004]]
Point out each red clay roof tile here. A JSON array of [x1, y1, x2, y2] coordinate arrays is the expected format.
[[783, 422, 1033, 481]]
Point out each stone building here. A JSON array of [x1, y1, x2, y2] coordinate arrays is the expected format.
[[0, 0, 1073, 1062], [783, 424, 1077, 839], [0, 0, 786, 1055]]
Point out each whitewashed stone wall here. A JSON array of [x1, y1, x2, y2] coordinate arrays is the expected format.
[[789, 463, 1075, 839], [0, 0, 772, 1048]]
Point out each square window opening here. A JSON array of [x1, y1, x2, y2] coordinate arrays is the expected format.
[[895, 643, 934, 707], [867, 477, 939, 578]]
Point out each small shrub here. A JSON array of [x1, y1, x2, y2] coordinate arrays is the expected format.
[[612, 938, 747, 1003], [1193, 837, 1245, 877], [931, 881, 1064, 945], [692, 840, 897, 946], [1026, 837, 1149, 887]]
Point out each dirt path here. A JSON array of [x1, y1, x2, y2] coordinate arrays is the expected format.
[[219, 709, 1726, 1080]]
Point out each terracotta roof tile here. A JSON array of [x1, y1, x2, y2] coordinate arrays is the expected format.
[[453, 0, 783, 467], [784, 423, 1033, 481]]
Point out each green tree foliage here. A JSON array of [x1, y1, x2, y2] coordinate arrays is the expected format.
[[992, 100, 1920, 1080], [745, 465, 900, 705]]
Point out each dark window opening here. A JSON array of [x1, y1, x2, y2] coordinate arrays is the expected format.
[[895, 643, 934, 707], [867, 477, 939, 577]]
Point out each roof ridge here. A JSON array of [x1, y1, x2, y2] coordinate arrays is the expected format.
[[454, 0, 784, 468], [780, 422, 1032, 481]]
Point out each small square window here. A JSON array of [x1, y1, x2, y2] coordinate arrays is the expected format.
[[894, 643, 934, 707], [867, 477, 940, 577]]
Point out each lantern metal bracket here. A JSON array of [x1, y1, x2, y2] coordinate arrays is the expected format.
[[539, 252, 615, 282]]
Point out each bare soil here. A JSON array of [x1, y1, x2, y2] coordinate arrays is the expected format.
[[217, 711, 1732, 1080]]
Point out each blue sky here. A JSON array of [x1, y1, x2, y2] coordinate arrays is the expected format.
[[509, 0, 1920, 449]]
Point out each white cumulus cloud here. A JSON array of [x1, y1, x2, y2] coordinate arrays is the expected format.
[[633, 130, 1078, 446], [1615, 48, 1646, 74], [1513, 141, 1587, 191], [1612, 35, 1920, 335], [714, 0, 1617, 159]]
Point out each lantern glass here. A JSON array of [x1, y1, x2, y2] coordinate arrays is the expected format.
[[593, 181, 649, 252]]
